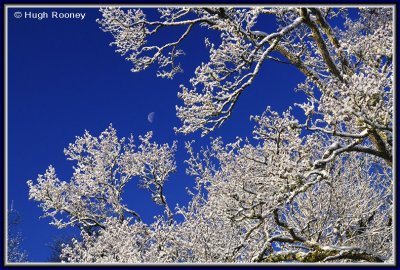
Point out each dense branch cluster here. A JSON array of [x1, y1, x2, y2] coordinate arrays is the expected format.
[[27, 7, 393, 263], [28, 126, 177, 229]]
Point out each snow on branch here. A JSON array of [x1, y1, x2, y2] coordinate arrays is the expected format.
[[27, 125, 177, 229]]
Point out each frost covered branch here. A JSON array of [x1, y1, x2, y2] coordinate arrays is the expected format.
[[27, 125, 177, 230]]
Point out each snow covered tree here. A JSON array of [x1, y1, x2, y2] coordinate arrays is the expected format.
[[47, 235, 76, 262], [27, 125, 177, 231], [28, 7, 393, 263], [8, 205, 28, 262], [97, 7, 393, 159]]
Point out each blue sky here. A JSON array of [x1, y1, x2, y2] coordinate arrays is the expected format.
[[7, 7, 306, 262]]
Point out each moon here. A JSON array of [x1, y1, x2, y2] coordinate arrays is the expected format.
[[147, 112, 155, 123]]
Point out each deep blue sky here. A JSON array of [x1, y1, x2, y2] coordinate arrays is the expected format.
[[7, 7, 306, 262]]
